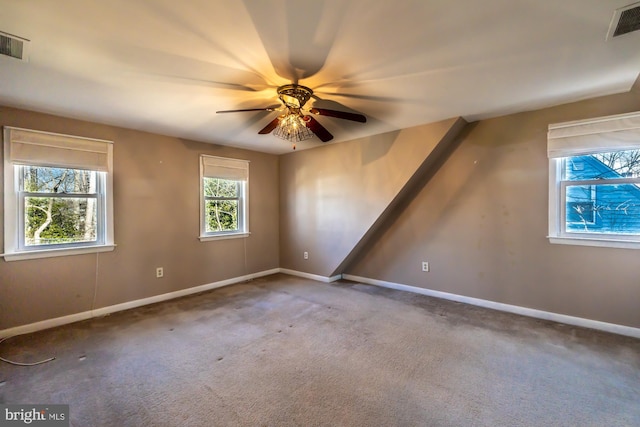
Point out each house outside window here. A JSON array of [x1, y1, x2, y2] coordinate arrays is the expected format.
[[199, 155, 249, 241], [3, 127, 115, 261], [548, 111, 640, 249]]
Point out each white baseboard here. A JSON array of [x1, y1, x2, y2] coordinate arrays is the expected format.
[[6, 269, 637, 340], [279, 268, 342, 283], [342, 274, 640, 339], [0, 268, 280, 338]]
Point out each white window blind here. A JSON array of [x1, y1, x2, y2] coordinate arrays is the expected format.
[[201, 155, 249, 181], [547, 111, 640, 158], [6, 127, 113, 171]]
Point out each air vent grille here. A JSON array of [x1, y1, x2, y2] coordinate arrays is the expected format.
[[608, 2, 640, 39], [614, 5, 640, 36], [0, 32, 29, 61]]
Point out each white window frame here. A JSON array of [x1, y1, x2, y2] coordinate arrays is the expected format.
[[2, 127, 115, 261], [199, 155, 249, 241], [547, 111, 640, 249]]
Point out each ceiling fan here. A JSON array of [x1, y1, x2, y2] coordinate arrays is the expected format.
[[216, 84, 366, 148]]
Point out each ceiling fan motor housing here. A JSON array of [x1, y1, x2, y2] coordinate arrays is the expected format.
[[277, 84, 313, 109]]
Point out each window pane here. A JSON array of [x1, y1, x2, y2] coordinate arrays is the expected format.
[[204, 178, 238, 198], [564, 150, 640, 180], [566, 183, 595, 224], [22, 166, 97, 194], [24, 196, 97, 246], [565, 183, 640, 234], [205, 200, 238, 232]]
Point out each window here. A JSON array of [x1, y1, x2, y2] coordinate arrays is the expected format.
[[199, 155, 249, 240], [3, 127, 114, 261], [548, 111, 640, 248]]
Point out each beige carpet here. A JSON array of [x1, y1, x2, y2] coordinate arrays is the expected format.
[[1, 274, 639, 426]]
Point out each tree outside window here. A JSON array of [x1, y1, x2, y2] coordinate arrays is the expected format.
[[21, 166, 100, 247], [204, 177, 239, 232]]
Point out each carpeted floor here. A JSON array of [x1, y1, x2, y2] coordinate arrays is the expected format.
[[1, 274, 639, 426]]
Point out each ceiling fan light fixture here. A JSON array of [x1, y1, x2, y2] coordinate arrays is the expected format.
[[217, 82, 365, 148], [273, 112, 313, 149]]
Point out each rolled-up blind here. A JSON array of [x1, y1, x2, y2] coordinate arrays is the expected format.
[[5, 127, 113, 171], [201, 155, 249, 181], [547, 111, 640, 158]]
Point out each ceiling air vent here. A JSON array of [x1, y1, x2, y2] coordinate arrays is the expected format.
[[0, 31, 30, 61], [607, 2, 640, 39]]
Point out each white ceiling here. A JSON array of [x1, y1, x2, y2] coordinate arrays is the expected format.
[[1, 0, 639, 154]]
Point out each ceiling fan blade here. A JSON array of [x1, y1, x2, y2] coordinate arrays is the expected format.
[[304, 116, 333, 142], [258, 117, 281, 134], [216, 107, 278, 114], [309, 108, 366, 123], [314, 91, 402, 103]]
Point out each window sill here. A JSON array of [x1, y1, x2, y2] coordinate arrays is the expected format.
[[199, 232, 250, 242], [548, 236, 640, 249], [1, 244, 116, 262]]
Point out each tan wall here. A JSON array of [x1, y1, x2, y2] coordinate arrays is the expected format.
[[346, 90, 640, 329], [279, 118, 462, 276], [0, 106, 280, 329]]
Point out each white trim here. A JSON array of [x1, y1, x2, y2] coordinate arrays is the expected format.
[[105, 144, 114, 246], [199, 232, 250, 242], [0, 268, 280, 338], [3, 133, 18, 253], [548, 159, 561, 238], [548, 236, 640, 249], [4, 269, 638, 340], [279, 268, 342, 283], [342, 274, 640, 339], [1, 244, 116, 261]]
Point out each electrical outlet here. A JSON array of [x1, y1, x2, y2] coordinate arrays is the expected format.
[[421, 262, 429, 272], [156, 267, 164, 278], [303, 251, 309, 260]]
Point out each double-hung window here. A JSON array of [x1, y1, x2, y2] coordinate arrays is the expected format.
[[3, 127, 114, 261], [548, 111, 640, 248], [199, 155, 249, 240]]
